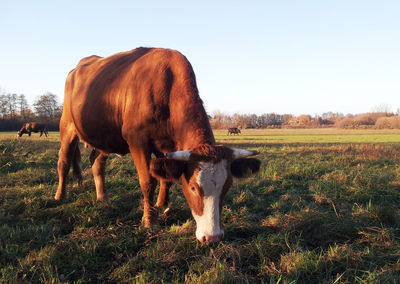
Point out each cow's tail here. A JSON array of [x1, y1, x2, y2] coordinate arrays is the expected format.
[[72, 145, 83, 185]]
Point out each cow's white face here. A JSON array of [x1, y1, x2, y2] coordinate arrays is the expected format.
[[187, 159, 230, 243], [149, 146, 260, 244]]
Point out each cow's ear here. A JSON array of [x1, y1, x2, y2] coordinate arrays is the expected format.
[[150, 158, 187, 181], [230, 158, 261, 178]]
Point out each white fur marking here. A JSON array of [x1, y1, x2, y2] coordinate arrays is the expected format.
[[232, 148, 258, 159], [192, 159, 227, 241]]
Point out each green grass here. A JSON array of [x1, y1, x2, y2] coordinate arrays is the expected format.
[[215, 128, 400, 145], [1, 129, 400, 283]]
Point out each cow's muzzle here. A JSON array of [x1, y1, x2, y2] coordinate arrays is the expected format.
[[197, 230, 224, 245]]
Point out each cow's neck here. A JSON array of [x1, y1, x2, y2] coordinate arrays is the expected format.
[[173, 111, 215, 151], [171, 77, 215, 151], [181, 127, 215, 151]]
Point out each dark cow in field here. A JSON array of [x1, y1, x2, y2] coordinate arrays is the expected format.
[[55, 47, 261, 244], [18, 122, 48, 137], [227, 127, 241, 135]]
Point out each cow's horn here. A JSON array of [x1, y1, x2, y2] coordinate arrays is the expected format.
[[166, 150, 192, 161], [232, 149, 259, 159]]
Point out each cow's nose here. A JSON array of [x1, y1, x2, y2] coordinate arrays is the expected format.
[[206, 234, 222, 243], [198, 233, 223, 244]]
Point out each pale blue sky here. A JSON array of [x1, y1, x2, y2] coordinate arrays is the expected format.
[[1, 1, 399, 115]]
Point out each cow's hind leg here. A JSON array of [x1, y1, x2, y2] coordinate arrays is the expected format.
[[153, 150, 172, 209], [156, 181, 172, 208], [72, 145, 83, 186], [130, 147, 157, 227], [90, 149, 109, 201], [55, 133, 80, 200]]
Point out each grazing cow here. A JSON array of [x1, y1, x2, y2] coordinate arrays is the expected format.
[[18, 122, 48, 137], [55, 47, 261, 244], [227, 127, 241, 135]]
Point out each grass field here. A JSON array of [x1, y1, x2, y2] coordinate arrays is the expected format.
[[1, 129, 400, 283]]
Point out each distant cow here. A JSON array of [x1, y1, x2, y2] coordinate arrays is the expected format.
[[18, 122, 48, 137], [227, 127, 241, 135], [55, 47, 261, 244]]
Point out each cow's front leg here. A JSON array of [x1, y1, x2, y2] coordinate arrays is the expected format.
[[130, 147, 157, 227], [90, 149, 109, 201]]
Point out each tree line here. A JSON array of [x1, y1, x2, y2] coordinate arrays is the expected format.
[[210, 111, 400, 129], [0, 91, 62, 131]]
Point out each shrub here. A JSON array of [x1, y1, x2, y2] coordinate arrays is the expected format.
[[336, 113, 393, 129], [375, 116, 400, 129], [335, 117, 358, 129], [353, 114, 376, 126]]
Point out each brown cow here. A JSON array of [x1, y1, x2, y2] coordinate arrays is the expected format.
[[18, 122, 48, 137], [55, 47, 261, 244], [227, 127, 241, 135]]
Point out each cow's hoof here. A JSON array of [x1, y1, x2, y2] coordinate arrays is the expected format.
[[96, 196, 110, 204], [54, 193, 65, 201], [153, 206, 170, 223], [155, 202, 170, 213], [142, 215, 153, 228], [96, 193, 109, 203], [156, 206, 170, 216]]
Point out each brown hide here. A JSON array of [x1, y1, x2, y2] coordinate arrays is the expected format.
[[227, 127, 241, 135], [150, 158, 187, 182], [63, 47, 214, 155], [18, 122, 48, 137]]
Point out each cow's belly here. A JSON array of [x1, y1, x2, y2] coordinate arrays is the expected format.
[[72, 106, 130, 155], [77, 127, 130, 155]]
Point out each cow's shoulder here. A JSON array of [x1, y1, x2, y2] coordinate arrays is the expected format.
[[77, 55, 102, 67]]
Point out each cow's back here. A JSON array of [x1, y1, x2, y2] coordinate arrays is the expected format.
[[64, 47, 206, 155], [30, 122, 41, 130]]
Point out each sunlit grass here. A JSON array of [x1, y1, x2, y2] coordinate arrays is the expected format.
[[214, 128, 400, 145], [0, 131, 60, 142]]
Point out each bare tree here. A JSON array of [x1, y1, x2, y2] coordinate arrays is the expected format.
[[371, 103, 392, 114], [0, 93, 18, 118], [17, 94, 30, 118], [7, 93, 18, 117], [33, 92, 59, 120], [0, 94, 8, 118]]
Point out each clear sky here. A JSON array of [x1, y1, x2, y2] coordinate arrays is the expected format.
[[1, 1, 399, 115]]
